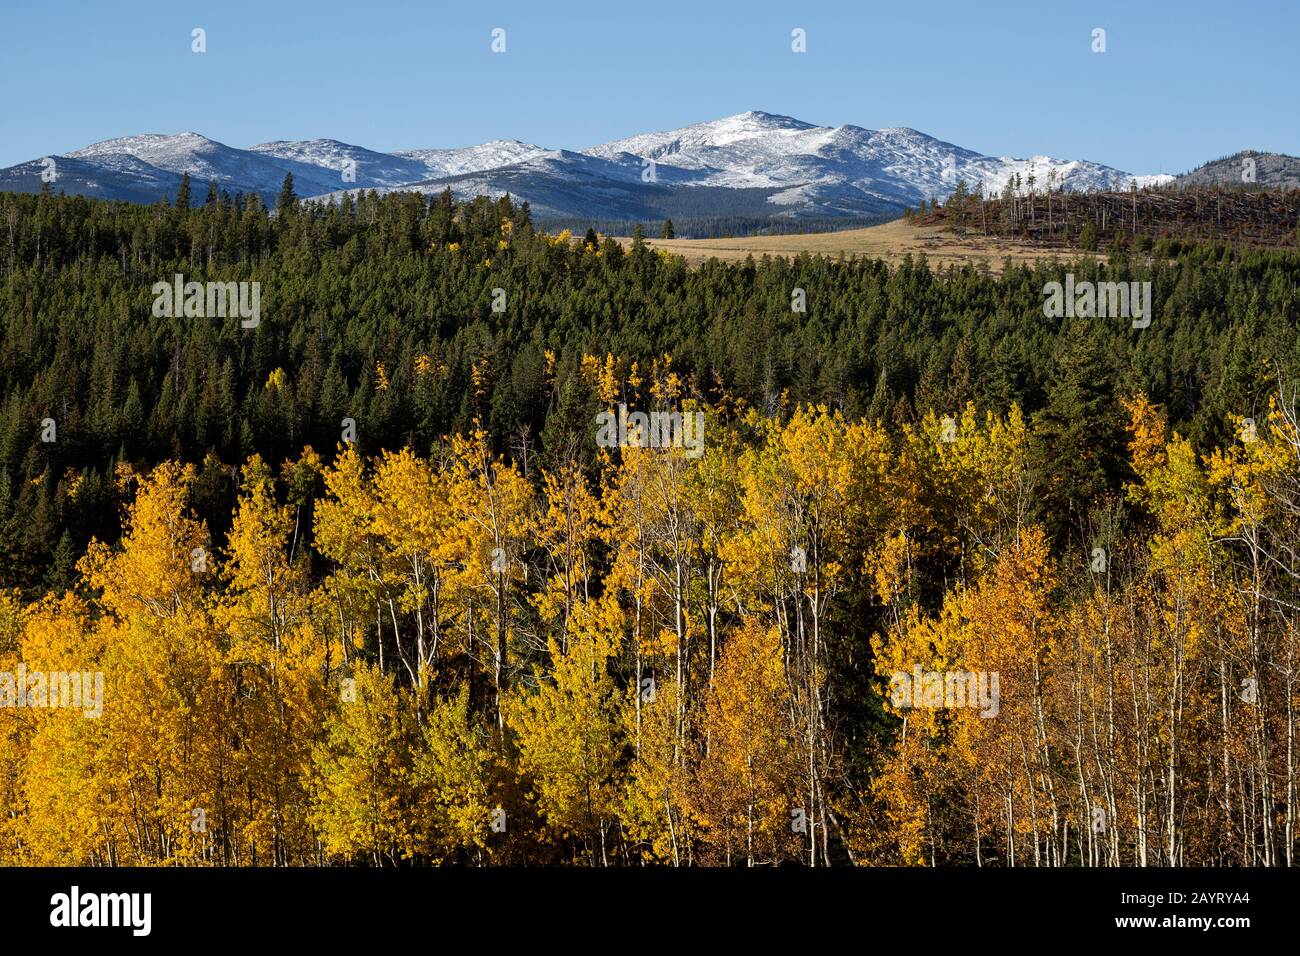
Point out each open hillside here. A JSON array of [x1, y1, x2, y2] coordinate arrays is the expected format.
[[617, 218, 1102, 272]]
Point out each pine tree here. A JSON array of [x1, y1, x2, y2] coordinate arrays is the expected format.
[[1079, 219, 1099, 251], [44, 530, 76, 593], [1029, 321, 1128, 545], [276, 173, 298, 214]]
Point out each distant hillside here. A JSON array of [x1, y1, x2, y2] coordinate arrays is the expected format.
[[1175, 150, 1300, 189], [919, 185, 1300, 250]]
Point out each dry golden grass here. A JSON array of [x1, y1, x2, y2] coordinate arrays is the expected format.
[[616, 218, 1101, 273]]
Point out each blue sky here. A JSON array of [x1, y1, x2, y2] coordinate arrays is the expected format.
[[2, 0, 1296, 173]]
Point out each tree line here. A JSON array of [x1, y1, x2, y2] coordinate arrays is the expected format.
[[1, 186, 1296, 600]]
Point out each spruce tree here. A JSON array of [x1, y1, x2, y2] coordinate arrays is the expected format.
[[1079, 220, 1099, 251], [276, 172, 297, 214], [1029, 321, 1129, 546], [44, 530, 76, 593]]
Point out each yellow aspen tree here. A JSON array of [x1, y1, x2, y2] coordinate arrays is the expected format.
[[621, 676, 692, 864], [407, 685, 497, 863], [503, 598, 623, 864], [682, 413, 743, 686], [13, 593, 110, 864], [602, 431, 703, 750], [0, 591, 26, 863], [69, 462, 225, 864], [952, 527, 1063, 866], [903, 403, 1031, 583], [871, 595, 968, 865], [691, 618, 801, 865], [314, 445, 384, 671], [721, 405, 895, 864], [873, 528, 1062, 866], [446, 427, 534, 729], [600, 440, 666, 759], [1206, 397, 1296, 865], [534, 458, 602, 644], [371, 448, 452, 706], [82, 461, 210, 620], [1126, 395, 1235, 863], [309, 661, 413, 865], [218, 454, 327, 863]]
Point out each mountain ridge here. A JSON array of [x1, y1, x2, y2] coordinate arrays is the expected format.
[[0, 111, 1182, 223], [1173, 149, 1300, 189]]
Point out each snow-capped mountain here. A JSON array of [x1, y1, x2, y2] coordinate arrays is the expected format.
[[67, 132, 345, 197], [587, 112, 1170, 200], [0, 112, 1174, 223]]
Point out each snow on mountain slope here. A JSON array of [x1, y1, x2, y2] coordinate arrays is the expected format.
[[249, 139, 430, 190], [585, 111, 820, 171], [394, 140, 549, 179], [316, 149, 686, 220], [2, 112, 1175, 219], [67, 132, 340, 196], [584, 112, 1170, 204]]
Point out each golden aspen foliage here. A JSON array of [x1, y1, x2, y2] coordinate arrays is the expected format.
[[691, 618, 801, 865], [309, 661, 413, 865], [872, 529, 1059, 865], [445, 428, 534, 724], [81, 460, 210, 620], [621, 675, 692, 863], [903, 403, 1030, 581], [0, 591, 26, 862], [7, 380, 1300, 867], [369, 448, 456, 696], [12, 594, 108, 864], [407, 686, 497, 863], [534, 460, 602, 634], [503, 599, 623, 863], [216, 455, 328, 863]]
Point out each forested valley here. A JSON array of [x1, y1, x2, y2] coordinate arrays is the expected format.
[[1, 183, 1299, 865]]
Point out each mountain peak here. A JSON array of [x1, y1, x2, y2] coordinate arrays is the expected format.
[[3, 115, 1177, 222], [722, 110, 813, 127], [69, 131, 220, 157]]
